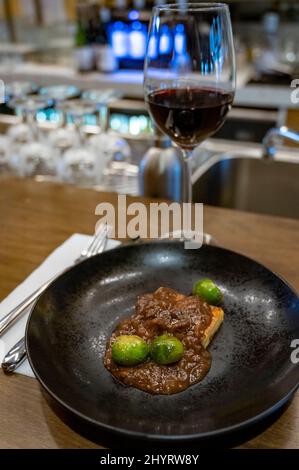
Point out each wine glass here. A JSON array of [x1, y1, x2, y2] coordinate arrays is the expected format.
[[56, 99, 102, 186], [82, 89, 132, 180], [5, 82, 38, 146], [8, 96, 56, 178], [144, 3, 236, 203], [5, 81, 37, 102], [0, 135, 12, 175], [82, 89, 123, 132], [39, 85, 80, 103], [9, 95, 53, 141], [40, 86, 81, 151]]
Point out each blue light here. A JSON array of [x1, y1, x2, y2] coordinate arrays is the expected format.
[[114, 21, 126, 30], [84, 114, 97, 126], [132, 21, 142, 30], [129, 21, 146, 59], [176, 24, 184, 34], [159, 24, 172, 55], [36, 110, 48, 123], [148, 35, 158, 59], [111, 21, 129, 58], [128, 10, 139, 21], [174, 23, 186, 55]]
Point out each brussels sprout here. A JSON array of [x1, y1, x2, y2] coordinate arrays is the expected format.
[[150, 335, 184, 365], [112, 335, 149, 366], [193, 278, 223, 305]]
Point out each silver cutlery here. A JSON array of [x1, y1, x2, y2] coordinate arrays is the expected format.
[[0, 224, 110, 338], [1, 225, 110, 372], [2, 337, 26, 373]]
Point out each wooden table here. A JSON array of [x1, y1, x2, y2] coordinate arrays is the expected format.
[[0, 176, 298, 449]]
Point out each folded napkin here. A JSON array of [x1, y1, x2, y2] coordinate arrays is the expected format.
[[0, 234, 120, 378]]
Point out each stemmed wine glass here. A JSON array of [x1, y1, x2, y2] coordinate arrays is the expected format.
[[56, 99, 103, 186], [40, 85, 81, 151], [8, 95, 56, 178], [39, 85, 80, 103], [82, 89, 132, 178], [144, 3, 236, 202], [5, 82, 38, 145], [82, 89, 123, 133], [5, 81, 37, 102]]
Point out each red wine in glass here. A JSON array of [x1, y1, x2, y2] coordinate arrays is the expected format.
[[147, 87, 233, 150], [144, 3, 236, 202]]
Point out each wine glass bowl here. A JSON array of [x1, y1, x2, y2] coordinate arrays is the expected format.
[[9, 95, 53, 145], [82, 89, 123, 132], [144, 3, 236, 202], [39, 85, 80, 103], [12, 143, 56, 178], [58, 146, 99, 186], [56, 99, 101, 186], [8, 95, 55, 179], [5, 81, 37, 101], [0, 135, 12, 175], [56, 99, 97, 121], [82, 89, 123, 106], [146, 86, 233, 151], [9, 95, 53, 140], [9, 95, 53, 114], [56, 99, 97, 145]]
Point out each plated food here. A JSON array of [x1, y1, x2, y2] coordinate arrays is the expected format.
[[26, 242, 299, 441], [104, 280, 224, 395]]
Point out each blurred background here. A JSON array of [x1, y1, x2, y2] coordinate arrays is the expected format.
[[0, 0, 298, 218]]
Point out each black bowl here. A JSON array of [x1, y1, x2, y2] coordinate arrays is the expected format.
[[26, 242, 299, 442]]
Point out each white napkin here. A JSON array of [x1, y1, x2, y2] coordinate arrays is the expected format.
[[0, 234, 120, 378]]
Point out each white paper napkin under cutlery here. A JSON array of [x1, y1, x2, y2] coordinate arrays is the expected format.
[[0, 234, 120, 377]]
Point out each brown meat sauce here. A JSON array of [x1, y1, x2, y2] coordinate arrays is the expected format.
[[104, 287, 213, 394]]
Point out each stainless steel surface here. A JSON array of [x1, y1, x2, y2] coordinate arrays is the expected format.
[[193, 154, 299, 219], [2, 337, 26, 373], [139, 146, 185, 202], [263, 126, 299, 159], [0, 224, 109, 338]]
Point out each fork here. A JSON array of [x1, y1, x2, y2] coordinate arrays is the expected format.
[[0, 224, 110, 338], [1, 224, 110, 373]]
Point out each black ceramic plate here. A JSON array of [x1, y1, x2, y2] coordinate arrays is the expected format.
[[26, 242, 299, 442]]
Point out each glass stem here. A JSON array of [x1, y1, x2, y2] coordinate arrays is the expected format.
[[57, 100, 66, 128], [73, 116, 85, 147], [26, 110, 38, 141], [99, 105, 108, 133], [181, 149, 193, 240], [182, 149, 193, 204]]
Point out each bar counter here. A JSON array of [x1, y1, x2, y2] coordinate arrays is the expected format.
[[0, 176, 298, 448]]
